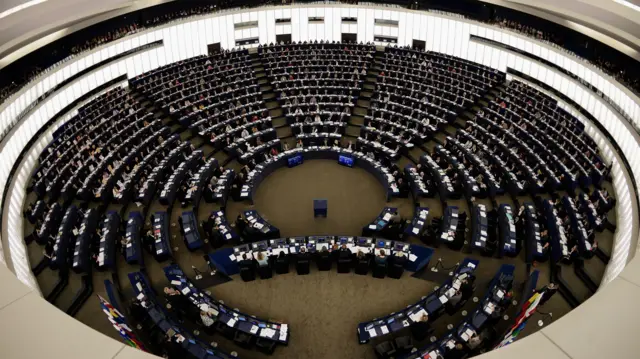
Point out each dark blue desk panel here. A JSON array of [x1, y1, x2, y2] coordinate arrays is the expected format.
[[497, 204, 517, 257], [125, 212, 144, 265], [471, 204, 489, 252], [50, 205, 80, 271], [152, 211, 173, 262], [181, 211, 204, 251], [404, 207, 429, 238], [97, 211, 120, 271], [72, 208, 100, 274], [358, 258, 478, 343], [164, 264, 289, 345], [243, 210, 280, 240], [35, 202, 63, 245], [240, 147, 399, 203], [439, 206, 459, 244], [128, 271, 235, 359], [362, 207, 397, 237]]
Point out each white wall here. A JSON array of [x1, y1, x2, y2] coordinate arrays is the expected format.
[[1, 4, 639, 359]]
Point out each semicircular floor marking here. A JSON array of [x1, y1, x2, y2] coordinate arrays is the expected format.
[[244, 160, 412, 236]]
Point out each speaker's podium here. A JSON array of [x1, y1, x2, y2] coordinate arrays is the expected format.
[[314, 199, 328, 217]]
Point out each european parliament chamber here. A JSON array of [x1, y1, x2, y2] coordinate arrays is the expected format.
[[1, 1, 638, 359]]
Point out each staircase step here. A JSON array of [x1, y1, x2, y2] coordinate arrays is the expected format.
[[363, 83, 375, 91], [269, 108, 283, 118], [350, 115, 365, 126], [345, 125, 362, 137], [356, 99, 371, 108], [272, 117, 288, 127], [276, 127, 293, 138], [360, 91, 373, 99], [263, 92, 276, 100], [258, 78, 268, 85], [266, 101, 280, 110], [353, 107, 368, 117]]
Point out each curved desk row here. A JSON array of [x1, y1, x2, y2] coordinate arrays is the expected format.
[[207, 236, 433, 278], [128, 272, 236, 359], [115, 133, 178, 204], [522, 202, 546, 264], [97, 210, 120, 271], [71, 208, 101, 274], [185, 157, 219, 209], [406, 264, 515, 359], [358, 258, 479, 343], [404, 165, 432, 200], [404, 207, 430, 239], [497, 204, 517, 257], [163, 264, 289, 345], [362, 207, 397, 237], [239, 146, 400, 203], [159, 150, 205, 206], [202, 211, 240, 248], [50, 206, 80, 272]]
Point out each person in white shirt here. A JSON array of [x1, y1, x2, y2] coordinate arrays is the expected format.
[[240, 128, 250, 138], [256, 252, 269, 267], [200, 311, 214, 327]]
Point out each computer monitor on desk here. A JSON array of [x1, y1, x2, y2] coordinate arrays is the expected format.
[[288, 237, 306, 253], [375, 239, 392, 256], [338, 236, 355, 246], [252, 240, 269, 252], [393, 241, 410, 254], [306, 239, 317, 253], [269, 238, 289, 256], [356, 237, 374, 253], [310, 236, 335, 251], [233, 244, 251, 260]]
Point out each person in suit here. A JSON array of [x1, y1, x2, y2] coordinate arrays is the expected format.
[[410, 313, 430, 341], [235, 215, 249, 241], [210, 226, 224, 247], [338, 244, 352, 259], [445, 343, 466, 359], [459, 278, 474, 300], [296, 245, 311, 271], [164, 287, 188, 321], [536, 282, 558, 306], [239, 253, 256, 276]]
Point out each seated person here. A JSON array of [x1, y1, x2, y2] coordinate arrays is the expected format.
[[375, 249, 388, 265], [338, 244, 352, 259], [256, 251, 269, 267], [410, 313, 430, 340]]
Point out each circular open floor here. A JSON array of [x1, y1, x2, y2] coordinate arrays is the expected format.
[[240, 160, 412, 236]]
